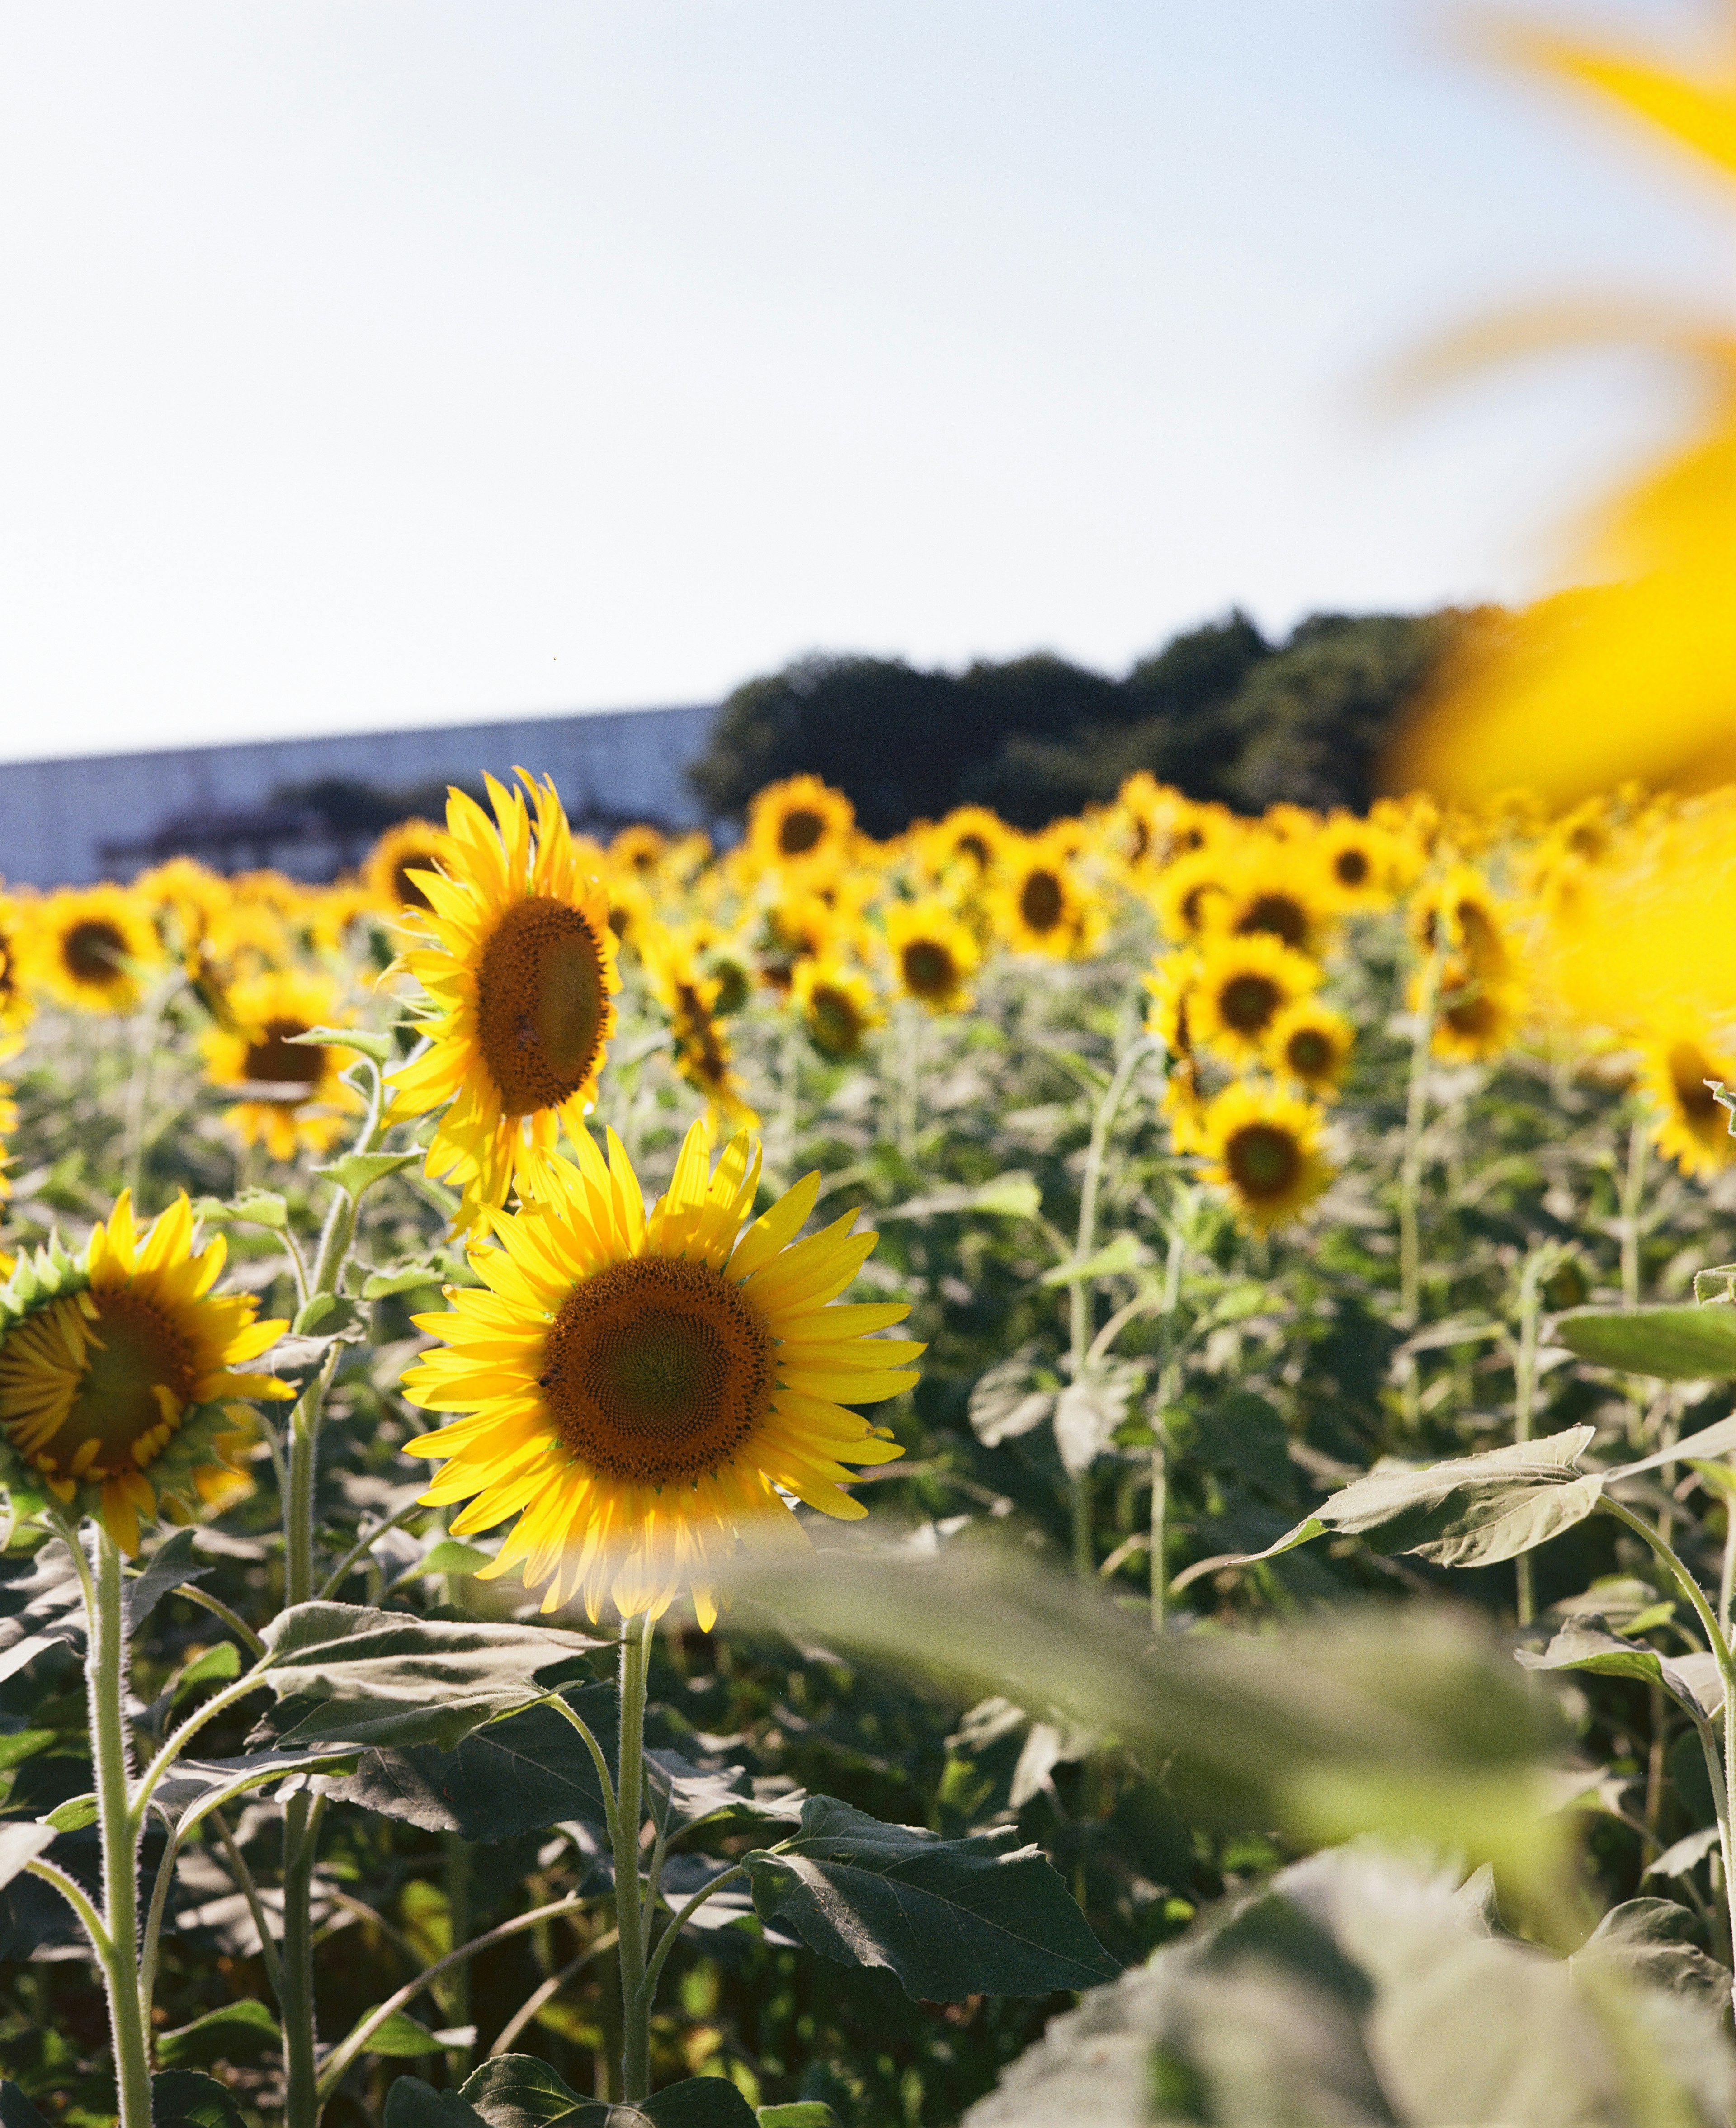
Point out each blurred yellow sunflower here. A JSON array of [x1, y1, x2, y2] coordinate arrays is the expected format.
[[1425, 959, 1526, 1066], [0, 891, 34, 1036], [1212, 843, 1330, 954], [884, 899, 979, 1013], [643, 928, 759, 1129], [0, 1193, 289, 1553], [1640, 1031, 1736, 1180], [793, 957, 882, 1058], [747, 776, 856, 879], [1144, 954, 1208, 1153], [1266, 999, 1354, 1100], [1192, 933, 1321, 1067], [403, 1118, 920, 1627], [365, 819, 454, 917], [1315, 813, 1403, 914], [1199, 1080, 1333, 1235], [24, 885, 162, 1015], [0, 1036, 19, 1207], [200, 969, 363, 1162], [993, 834, 1104, 958], [1411, 864, 1515, 982], [1149, 846, 1232, 943], [609, 824, 667, 880], [388, 773, 620, 1234], [912, 806, 1010, 887]]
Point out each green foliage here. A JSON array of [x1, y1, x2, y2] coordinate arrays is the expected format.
[[1556, 1303, 1736, 1379]]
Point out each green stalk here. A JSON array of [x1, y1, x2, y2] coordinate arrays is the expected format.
[[613, 1613, 654, 2101], [78, 1526, 154, 2128], [281, 1793, 324, 2128], [1512, 1254, 1543, 1628], [444, 1832, 473, 2078]]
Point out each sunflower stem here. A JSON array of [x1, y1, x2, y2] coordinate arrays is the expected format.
[[613, 1609, 654, 2102], [82, 1525, 154, 2128], [281, 1789, 325, 2128], [1512, 1250, 1545, 1628]]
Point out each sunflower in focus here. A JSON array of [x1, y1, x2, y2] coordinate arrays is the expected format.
[[793, 957, 882, 1058], [1639, 1031, 1736, 1180], [747, 776, 856, 880], [643, 929, 759, 1129], [1424, 959, 1525, 1066], [403, 1118, 920, 1626], [387, 774, 620, 1234], [0, 1193, 289, 1553], [1199, 1080, 1333, 1235], [1267, 999, 1354, 1099], [200, 970, 363, 1161], [1191, 933, 1321, 1066], [884, 899, 978, 1013], [24, 885, 162, 1015], [364, 819, 454, 917], [993, 835, 1104, 958]]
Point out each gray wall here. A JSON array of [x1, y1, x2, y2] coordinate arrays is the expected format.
[[0, 703, 719, 886]]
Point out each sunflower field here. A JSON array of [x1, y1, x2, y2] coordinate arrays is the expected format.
[[4, 757, 1736, 2128]]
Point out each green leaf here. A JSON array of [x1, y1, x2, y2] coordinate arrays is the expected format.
[[1184, 1425, 1604, 1581], [758, 2109, 844, 2127], [394, 1539, 495, 1584], [292, 1293, 366, 1338], [1039, 1232, 1145, 1286], [458, 2056, 759, 2127], [1609, 1412, 1736, 1478], [1555, 1302, 1736, 1380], [1572, 1898, 1732, 2007], [173, 1642, 242, 1703], [323, 1684, 617, 1840], [0, 2083, 52, 2128], [880, 1173, 1042, 1222], [150, 2070, 248, 2128], [190, 1188, 290, 1231], [645, 1749, 807, 1842], [0, 1538, 89, 1674], [156, 2000, 280, 2069], [42, 1795, 97, 1834], [350, 2010, 444, 2058], [259, 1603, 608, 1753], [288, 1024, 397, 1065], [150, 1749, 363, 1831], [385, 2082, 490, 2128], [740, 1796, 1119, 2000], [0, 1822, 54, 1890], [361, 1260, 447, 1300], [312, 1150, 423, 1198], [1515, 1619, 1723, 1721], [0, 1731, 53, 1774], [127, 1527, 210, 1635], [1645, 1825, 1722, 1880]]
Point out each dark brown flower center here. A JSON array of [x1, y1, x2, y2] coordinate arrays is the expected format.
[[538, 1257, 776, 1486], [1020, 870, 1064, 933], [778, 807, 826, 856], [476, 897, 609, 1118], [1334, 848, 1369, 887], [1235, 894, 1307, 947], [1670, 1046, 1721, 1121], [2, 1290, 198, 1478], [64, 920, 127, 985], [808, 985, 863, 1055], [1220, 972, 1281, 1033], [958, 833, 991, 869], [902, 940, 955, 999], [1286, 1028, 1333, 1077], [242, 1017, 322, 1088], [1441, 979, 1497, 1041], [1226, 1123, 1301, 1201]]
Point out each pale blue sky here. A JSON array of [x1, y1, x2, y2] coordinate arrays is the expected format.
[[0, 0, 1727, 760]]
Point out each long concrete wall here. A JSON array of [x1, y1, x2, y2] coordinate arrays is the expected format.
[[0, 703, 719, 886]]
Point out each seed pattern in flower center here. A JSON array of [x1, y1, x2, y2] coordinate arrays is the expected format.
[[0, 1289, 197, 1479], [476, 896, 609, 1117], [538, 1257, 777, 1486]]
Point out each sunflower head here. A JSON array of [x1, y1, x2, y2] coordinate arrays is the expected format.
[[884, 899, 979, 1013], [0, 1194, 289, 1553], [200, 969, 364, 1161], [643, 928, 760, 1129], [746, 776, 857, 880], [1199, 1080, 1333, 1235], [793, 957, 883, 1058], [24, 885, 162, 1015], [1411, 864, 1514, 981], [387, 773, 621, 1234], [1316, 812, 1401, 913], [1425, 959, 1525, 1065], [402, 1118, 920, 1628], [366, 819, 455, 917], [1149, 848, 1232, 943], [0, 892, 33, 1036], [1211, 839, 1331, 955], [1192, 933, 1322, 1066], [992, 835, 1104, 959], [1267, 999, 1354, 1099], [1641, 1032, 1736, 1179], [912, 806, 1010, 888], [609, 824, 667, 879]]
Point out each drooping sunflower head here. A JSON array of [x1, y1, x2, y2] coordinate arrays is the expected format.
[[992, 835, 1105, 959], [1266, 999, 1354, 1100], [0, 1194, 289, 1553], [1192, 933, 1322, 1066], [402, 1118, 920, 1627], [387, 772, 621, 1234], [746, 776, 857, 880], [1640, 1031, 1736, 1180], [1423, 958, 1526, 1066], [884, 899, 979, 1013], [24, 885, 163, 1015], [200, 969, 364, 1162], [1199, 1080, 1333, 1236], [793, 956, 883, 1058], [365, 819, 455, 918]]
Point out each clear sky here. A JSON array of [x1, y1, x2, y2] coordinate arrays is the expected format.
[[0, 0, 1727, 762]]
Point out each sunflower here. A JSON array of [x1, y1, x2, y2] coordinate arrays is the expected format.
[[0, 891, 34, 1036], [131, 857, 233, 961], [366, 819, 455, 917], [884, 899, 979, 1012], [1212, 842, 1330, 954], [23, 884, 163, 1015], [643, 928, 759, 1129], [793, 957, 883, 1058], [1639, 1031, 1736, 1180], [1410, 864, 1515, 982], [0, 1194, 289, 1553], [200, 970, 364, 1161], [1198, 1080, 1333, 1235], [758, 892, 840, 994], [1149, 847, 1232, 943], [1266, 999, 1354, 1100], [1191, 934, 1321, 1066], [609, 824, 666, 879], [912, 806, 1010, 887], [402, 1119, 920, 1626], [992, 835, 1105, 959], [0, 1037, 19, 1206], [1423, 958, 1525, 1065], [747, 776, 856, 879], [1315, 813, 1401, 914], [387, 773, 621, 1234]]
